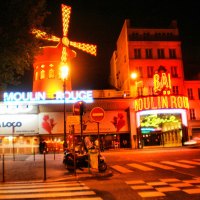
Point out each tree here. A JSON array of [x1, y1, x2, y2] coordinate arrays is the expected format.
[[0, 0, 49, 90]]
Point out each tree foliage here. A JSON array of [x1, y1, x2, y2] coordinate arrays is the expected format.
[[0, 0, 48, 90]]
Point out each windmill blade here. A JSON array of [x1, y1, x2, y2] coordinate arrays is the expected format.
[[32, 29, 60, 42], [69, 41, 97, 56], [61, 4, 71, 37]]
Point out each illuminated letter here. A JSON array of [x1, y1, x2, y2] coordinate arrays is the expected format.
[[170, 96, 177, 108], [151, 97, 157, 109], [153, 74, 160, 93], [177, 96, 183, 108], [138, 98, 143, 111], [161, 96, 168, 108], [144, 97, 150, 110], [134, 99, 139, 111]]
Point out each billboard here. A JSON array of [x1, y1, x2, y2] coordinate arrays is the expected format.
[[0, 114, 38, 135]]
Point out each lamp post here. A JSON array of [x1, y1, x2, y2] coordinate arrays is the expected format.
[[61, 64, 69, 150]]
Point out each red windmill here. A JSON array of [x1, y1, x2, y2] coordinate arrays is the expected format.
[[32, 4, 97, 98]]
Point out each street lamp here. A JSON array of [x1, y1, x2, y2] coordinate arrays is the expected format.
[[60, 64, 69, 150]]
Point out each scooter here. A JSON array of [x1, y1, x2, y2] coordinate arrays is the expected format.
[[63, 147, 107, 172]]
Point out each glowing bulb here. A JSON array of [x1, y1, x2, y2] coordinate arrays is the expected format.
[[60, 64, 69, 80]]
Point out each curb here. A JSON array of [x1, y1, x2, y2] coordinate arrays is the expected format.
[[50, 169, 113, 182]]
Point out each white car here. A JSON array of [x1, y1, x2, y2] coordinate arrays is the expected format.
[[184, 137, 200, 147]]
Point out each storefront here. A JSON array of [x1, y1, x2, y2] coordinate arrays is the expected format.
[[0, 91, 132, 154], [133, 70, 190, 148], [136, 108, 188, 147]]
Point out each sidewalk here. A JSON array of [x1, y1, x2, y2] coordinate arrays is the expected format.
[[0, 153, 112, 183]]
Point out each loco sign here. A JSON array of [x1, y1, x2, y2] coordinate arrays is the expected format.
[[0, 121, 22, 128]]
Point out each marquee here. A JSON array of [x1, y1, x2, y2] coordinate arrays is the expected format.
[[134, 95, 189, 112]]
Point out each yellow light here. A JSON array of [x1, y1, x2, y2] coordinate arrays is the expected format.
[[60, 64, 69, 80], [130, 72, 137, 80]]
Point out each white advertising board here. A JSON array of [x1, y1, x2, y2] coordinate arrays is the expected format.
[[0, 114, 38, 135]]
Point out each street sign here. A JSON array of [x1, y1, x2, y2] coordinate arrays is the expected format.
[[90, 107, 105, 122]]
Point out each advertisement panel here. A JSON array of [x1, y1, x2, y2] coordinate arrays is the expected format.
[[39, 111, 129, 134], [0, 114, 38, 135]]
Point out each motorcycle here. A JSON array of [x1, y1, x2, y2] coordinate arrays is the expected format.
[[63, 146, 107, 172]]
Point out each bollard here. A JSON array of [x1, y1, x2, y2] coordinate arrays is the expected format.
[[54, 149, 56, 160], [2, 154, 5, 182], [33, 149, 35, 162], [43, 151, 46, 181]]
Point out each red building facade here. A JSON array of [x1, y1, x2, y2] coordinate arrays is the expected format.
[[110, 19, 200, 148]]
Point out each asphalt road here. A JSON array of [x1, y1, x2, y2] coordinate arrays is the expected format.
[[84, 147, 200, 200], [0, 147, 200, 200]]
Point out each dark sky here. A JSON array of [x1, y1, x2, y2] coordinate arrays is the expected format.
[[20, 0, 200, 91]]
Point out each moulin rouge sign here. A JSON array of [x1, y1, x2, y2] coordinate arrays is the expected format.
[[3, 90, 93, 104], [134, 70, 189, 112]]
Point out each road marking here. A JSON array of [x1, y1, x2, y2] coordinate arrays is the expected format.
[[160, 178, 180, 182], [156, 186, 180, 192], [138, 191, 165, 197], [125, 180, 145, 185], [0, 182, 85, 189], [128, 163, 154, 171], [131, 185, 153, 190], [145, 162, 175, 170], [183, 179, 200, 184], [0, 186, 90, 194], [170, 182, 193, 187], [183, 188, 200, 194], [147, 181, 168, 186], [161, 161, 195, 168], [178, 160, 200, 165], [111, 165, 133, 173], [0, 181, 102, 200]]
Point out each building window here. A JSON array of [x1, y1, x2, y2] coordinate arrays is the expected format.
[[169, 49, 176, 58], [157, 49, 165, 58], [145, 49, 152, 58], [147, 66, 154, 78], [48, 69, 55, 79], [187, 88, 194, 99], [149, 86, 154, 95], [40, 70, 45, 79], [35, 72, 38, 81], [171, 66, 178, 77], [136, 66, 143, 78], [134, 49, 141, 59], [198, 88, 200, 100], [137, 87, 143, 96], [172, 86, 179, 95], [189, 109, 196, 120]]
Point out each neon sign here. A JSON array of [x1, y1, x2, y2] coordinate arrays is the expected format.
[[153, 71, 171, 95], [134, 95, 189, 112], [136, 109, 188, 127], [140, 115, 179, 128], [3, 91, 93, 104]]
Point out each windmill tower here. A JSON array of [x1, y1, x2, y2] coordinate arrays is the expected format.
[[32, 4, 97, 98]]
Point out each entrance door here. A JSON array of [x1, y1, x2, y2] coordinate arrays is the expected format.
[[142, 132, 161, 146]]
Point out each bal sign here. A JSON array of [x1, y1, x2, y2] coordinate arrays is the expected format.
[[90, 107, 105, 122]]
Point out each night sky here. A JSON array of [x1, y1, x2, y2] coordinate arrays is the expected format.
[[19, 0, 200, 91]]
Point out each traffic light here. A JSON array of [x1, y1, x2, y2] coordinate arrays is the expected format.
[[79, 101, 84, 116], [73, 101, 86, 115]]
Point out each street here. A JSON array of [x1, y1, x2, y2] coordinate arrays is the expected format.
[[0, 147, 200, 199], [84, 147, 200, 200]]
